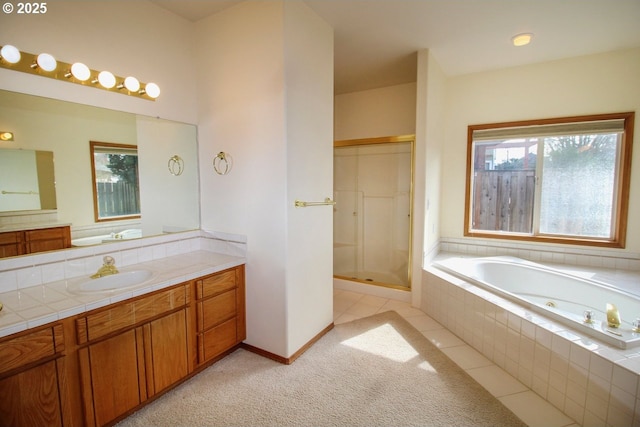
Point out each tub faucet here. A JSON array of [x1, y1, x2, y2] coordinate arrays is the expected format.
[[91, 256, 119, 279], [606, 303, 621, 328]]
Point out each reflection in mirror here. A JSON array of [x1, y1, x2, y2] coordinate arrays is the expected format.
[[0, 149, 57, 212], [0, 89, 200, 253], [90, 141, 141, 222]]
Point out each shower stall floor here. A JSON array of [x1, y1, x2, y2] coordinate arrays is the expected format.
[[334, 270, 409, 288]]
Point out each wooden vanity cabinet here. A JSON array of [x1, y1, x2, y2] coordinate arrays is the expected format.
[[0, 264, 245, 427], [0, 225, 71, 258], [0, 324, 66, 427], [76, 283, 193, 427], [195, 265, 246, 364]]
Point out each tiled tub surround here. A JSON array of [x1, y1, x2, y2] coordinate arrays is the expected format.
[[422, 253, 640, 427], [0, 229, 247, 338]]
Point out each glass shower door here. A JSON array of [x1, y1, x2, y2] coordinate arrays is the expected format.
[[333, 139, 412, 289]]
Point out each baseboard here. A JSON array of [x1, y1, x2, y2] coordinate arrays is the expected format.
[[241, 322, 334, 365]]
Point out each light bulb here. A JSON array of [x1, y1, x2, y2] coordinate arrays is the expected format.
[[71, 62, 91, 81], [0, 45, 21, 64], [144, 82, 160, 98], [123, 76, 140, 92], [512, 33, 533, 47], [36, 53, 57, 72], [97, 71, 116, 88]]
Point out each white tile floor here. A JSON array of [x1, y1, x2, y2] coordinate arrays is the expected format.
[[334, 288, 581, 427]]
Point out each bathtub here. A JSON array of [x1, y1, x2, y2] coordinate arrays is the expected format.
[[72, 229, 143, 247], [434, 256, 640, 349]]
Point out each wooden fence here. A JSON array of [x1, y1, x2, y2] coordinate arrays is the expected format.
[[97, 182, 140, 217], [472, 170, 535, 233]]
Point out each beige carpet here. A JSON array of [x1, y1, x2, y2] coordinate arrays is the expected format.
[[117, 311, 526, 426]]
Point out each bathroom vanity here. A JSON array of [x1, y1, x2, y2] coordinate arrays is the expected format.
[[0, 224, 71, 258], [0, 262, 245, 427]]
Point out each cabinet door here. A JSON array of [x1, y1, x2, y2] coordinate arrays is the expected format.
[[88, 329, 141, 427], [148, 310, 188, 394], [25, 227, 71, 253], [0, 231, 23, 258], [0, 360, 62, 427]]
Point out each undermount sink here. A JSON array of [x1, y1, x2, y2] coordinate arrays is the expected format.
[[69, 269, 154, 294]]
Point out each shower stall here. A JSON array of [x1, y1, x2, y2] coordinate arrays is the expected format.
[[333, 136, 413, 289]]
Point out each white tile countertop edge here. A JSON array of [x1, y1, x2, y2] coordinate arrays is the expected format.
[[0, 250, 245, 338]]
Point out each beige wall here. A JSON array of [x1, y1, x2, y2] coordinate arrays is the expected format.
[[334, 83, 416, 141], [440, 48, 640, 254]]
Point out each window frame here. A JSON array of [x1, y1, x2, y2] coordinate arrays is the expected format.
[[464, 112, 634, 248], [90, 140, 141, 223]]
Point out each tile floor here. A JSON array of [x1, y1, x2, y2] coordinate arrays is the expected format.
[[334, 288, 580, 427]]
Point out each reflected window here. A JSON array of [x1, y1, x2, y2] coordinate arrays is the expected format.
[[90, 141, 141, 221]]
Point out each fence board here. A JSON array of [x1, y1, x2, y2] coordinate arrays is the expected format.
[[472, 170, 535, 233]]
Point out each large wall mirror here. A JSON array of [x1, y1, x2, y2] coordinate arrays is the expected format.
[[0, 89, 199, 250]]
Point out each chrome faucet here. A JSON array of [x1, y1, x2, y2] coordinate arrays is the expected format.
[[91, 256, 119, 279], [606, 303, 621, 328]]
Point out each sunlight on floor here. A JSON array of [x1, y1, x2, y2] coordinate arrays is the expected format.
[[340, 323, 419, 363], [334, 286, 580, 427]]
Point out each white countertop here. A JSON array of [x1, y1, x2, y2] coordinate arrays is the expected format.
[[0, 250, 245, 338]]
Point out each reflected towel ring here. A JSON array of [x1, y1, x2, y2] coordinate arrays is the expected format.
[[213, 152, 233, 175], [168, 155, 184, 176]]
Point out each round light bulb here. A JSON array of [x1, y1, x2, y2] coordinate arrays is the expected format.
[[512, 33, 533, 47], [70, 62, 91, 81], [36, 53, 57, 72], [0, 45, 21, 64], [97, 71, 116, 88], [144, 82, 160, 98], [124, 76, 140, 92]]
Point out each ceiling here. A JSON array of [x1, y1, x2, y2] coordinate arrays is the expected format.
[[149, 0, 640, 94]]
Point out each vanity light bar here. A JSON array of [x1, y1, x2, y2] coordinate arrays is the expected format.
[[0, 45, 160, 101]]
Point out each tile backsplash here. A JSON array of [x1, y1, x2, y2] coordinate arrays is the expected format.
[[0, 229, 247, 293], [431, 237, 640, 272]]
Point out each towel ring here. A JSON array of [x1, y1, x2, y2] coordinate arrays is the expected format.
[[168, 155, 184, 176], [213, 152, 233, 175]]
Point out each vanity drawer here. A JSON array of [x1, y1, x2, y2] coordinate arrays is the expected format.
[[197, 289, 237, 332], [77, 284, 189, 344], [196, 269, 237, 299], [198, 318, 237, 362], [0, 324, 63, 376]]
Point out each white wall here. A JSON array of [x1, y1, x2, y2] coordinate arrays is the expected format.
[[0, 0, 197, 124], [136, 116, 200, 236], [284, 1, 334, 356], [441, 48, 640, 254], [412, 50, 447, 307], [334, 83, 416, 141], [196, 1, 334, 358], [0, 150, 39, 211]]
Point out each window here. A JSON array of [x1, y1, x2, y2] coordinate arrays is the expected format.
[[90, 141, 141, 222], [464, 112, 634, 248]]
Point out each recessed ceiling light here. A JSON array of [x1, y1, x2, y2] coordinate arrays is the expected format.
[[512, 33, 533, 47]]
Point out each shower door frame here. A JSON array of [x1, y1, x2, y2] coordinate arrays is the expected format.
[[333, 134, 415, 291]]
